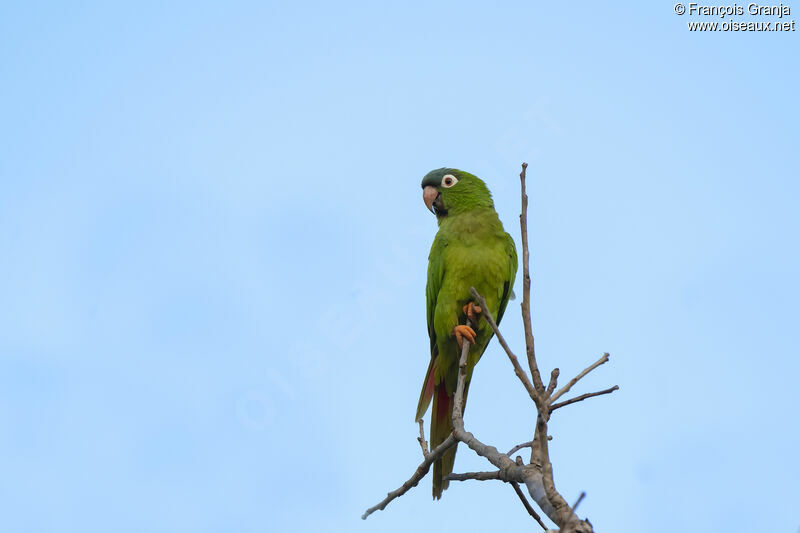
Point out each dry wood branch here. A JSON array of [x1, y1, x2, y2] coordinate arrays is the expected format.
[[454, 427, 518, 472], [469, 287, 539, 405], [451, 317, 473, 426], [571, 492, 586, 513], [448, 425, 551, 527], [507, 440, 533, 456], [417, 419, 429, 458], [448, 323, 552, 530], [511, 481, 548, 530], [451, 320, 518, 472], [549, 353, 611, 405], [447, 471, 502, 482], [550, 386, 619, 412], [535, 414, 574, 525], [546, 368, 559, 396], [361, 433, 457, 519], [519, 163, 545, 393], [362, 319, 475, 520], [448, 472, 546, 530]]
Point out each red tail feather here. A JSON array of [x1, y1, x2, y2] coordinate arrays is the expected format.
[[431, 381, 455, 499]]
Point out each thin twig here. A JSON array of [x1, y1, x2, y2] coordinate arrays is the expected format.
[[571, 492, 586, 513], [550, 385, 619, 412], [511, 481, 548, 530], [507, 440, 533, 456], [361, 434, 458, 519], [417, 419, 429, 458], [469, 287, 539, 404], [549, 353, 611, 404], [447, 471, 502, 482], [519, 162, 545, 394], [564, 492, 589, 533]]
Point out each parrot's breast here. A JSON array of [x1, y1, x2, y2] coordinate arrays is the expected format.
[[431, 211, 514, 392]]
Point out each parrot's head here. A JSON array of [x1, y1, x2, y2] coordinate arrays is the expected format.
[[421, 168, 494, 219]]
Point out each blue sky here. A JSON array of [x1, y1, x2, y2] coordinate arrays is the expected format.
[[1, 2, 798, 532]]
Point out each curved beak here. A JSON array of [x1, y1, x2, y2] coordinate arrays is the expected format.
[[423, 186, 439, 214]]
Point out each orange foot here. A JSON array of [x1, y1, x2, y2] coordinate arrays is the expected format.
[[462, 302, 482, 322], [452, 324, 476, 348]]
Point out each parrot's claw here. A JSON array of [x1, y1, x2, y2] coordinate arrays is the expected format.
[[452, 325, 477, 348], [462, 302, 482, 322]]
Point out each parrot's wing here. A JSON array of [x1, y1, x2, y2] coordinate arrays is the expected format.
[[415, 234, 447, 421], [425, 236, 447, 354], [495, 232, 518, 325]]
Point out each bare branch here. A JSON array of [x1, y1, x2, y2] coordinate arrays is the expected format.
[[571, 492, 586, 513], [546, 368, 559, 396], [451, 311, 539, 476], [417, 419, 429, 458], [535, 414, 574, 524], [449, 318, 524, 477], [447, 471, 502, 482], [451, 317, 473, 426], [550, 385, 619, 412], [469, 287, 539, 405], [455, 428, 519, 473], [519, 162, 545, 393], [523, 462, 558, 523], [361, 434, 458, 519], [507, 440, 533, 456], [448, 471, 547, 530], [511, 481, 548, 530], [365, 317, 521, 519], [561, 492, 593, 533], [549, 353, 611, 404]]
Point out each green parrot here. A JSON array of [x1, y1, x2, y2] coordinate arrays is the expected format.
[[415, 168, 518, 499]]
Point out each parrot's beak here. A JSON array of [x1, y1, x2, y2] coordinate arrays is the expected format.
[[423, 185, 440, 215]]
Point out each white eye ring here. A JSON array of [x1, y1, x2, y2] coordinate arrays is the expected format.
[[441, 174, 458, 188]]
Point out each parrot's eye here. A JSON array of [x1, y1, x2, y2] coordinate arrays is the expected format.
[[441, 174, 458, 188]]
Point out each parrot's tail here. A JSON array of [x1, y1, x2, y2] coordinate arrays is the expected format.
[[431, 380, 470, 499], [415, 357, 436, 423]]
